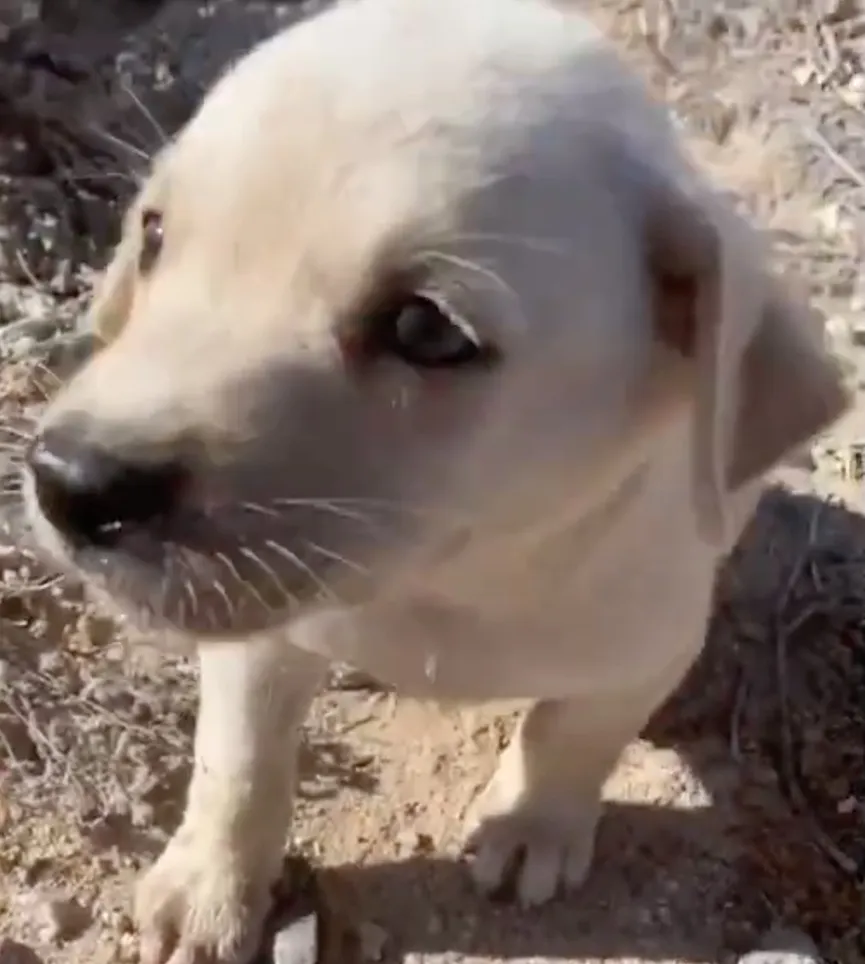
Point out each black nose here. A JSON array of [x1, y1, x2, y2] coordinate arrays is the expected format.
[[27, 426, 188, 547]]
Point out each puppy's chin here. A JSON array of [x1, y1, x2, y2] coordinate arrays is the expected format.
[[20, 500, 341, 645]]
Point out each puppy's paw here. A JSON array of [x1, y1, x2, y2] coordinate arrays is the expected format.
[[135, 827, 274, 964], [463, 765, 600, 908]]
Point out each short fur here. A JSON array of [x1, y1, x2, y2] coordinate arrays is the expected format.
[[18, 0, 849, 961]]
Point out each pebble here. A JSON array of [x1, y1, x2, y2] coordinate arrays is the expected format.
[[738, 927, 822, 964], [328, 664, 385, 692], [271, 912, 319, 964]]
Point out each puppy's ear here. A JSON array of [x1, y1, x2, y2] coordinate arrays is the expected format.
[[647, 173, 850, 545], [88, 234, 137, 346]]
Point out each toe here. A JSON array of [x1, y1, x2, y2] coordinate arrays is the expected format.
[[516, 841, 563, 907], [465, 818, 522, 896], [563, 836, 595, 890], [468, 842, 516, 895]]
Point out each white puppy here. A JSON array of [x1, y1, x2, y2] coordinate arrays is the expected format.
[[16, 0, 848, 961]]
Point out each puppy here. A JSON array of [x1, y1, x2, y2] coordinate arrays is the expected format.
[[15, 0, 849, 961]]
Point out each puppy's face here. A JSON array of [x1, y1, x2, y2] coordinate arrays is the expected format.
[[17, 0, 848, 639]]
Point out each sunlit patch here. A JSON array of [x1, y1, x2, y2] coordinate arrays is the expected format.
[[603, 741, 714, 811]]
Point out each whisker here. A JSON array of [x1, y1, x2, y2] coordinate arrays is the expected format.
[[14, 250, 48, 292], [237, 546, 296, 608], [305, 541, 371, 578], [210, 578, 236, 623], [422, 249, 513, 293], [268, 495, 460, 525], [242, 497, 392, 543], [174, 548, 204, 618], [62, 169, 139, 187], [437, 231, 572, 258], [264, 539, 340, 603], [214, 550, 273, 614], [119, 78, 169, 147], [420, 250, 525, 326], [238, 501, 282, 520], [181, 578, 199, 618], [267, 497, 391, 535], [90, 125, 151, 163], [31, 360, 62, 391]]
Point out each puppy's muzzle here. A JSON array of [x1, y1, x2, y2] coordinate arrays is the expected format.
[[26, 422, 188, 549]]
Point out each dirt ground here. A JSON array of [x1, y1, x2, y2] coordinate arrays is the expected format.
[[0, 2, 863, 963]]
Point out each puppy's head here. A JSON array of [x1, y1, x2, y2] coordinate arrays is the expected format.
[[18, 0, 848, 639]]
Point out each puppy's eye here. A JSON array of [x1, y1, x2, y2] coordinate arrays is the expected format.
[[138, 208, 164, 273], [379, 297, 488, 369]]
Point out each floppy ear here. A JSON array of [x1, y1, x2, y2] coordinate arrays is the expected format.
[[647, 173, 851, 545]]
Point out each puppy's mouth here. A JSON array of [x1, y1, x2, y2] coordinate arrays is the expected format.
[[17, 467, 379, 640]]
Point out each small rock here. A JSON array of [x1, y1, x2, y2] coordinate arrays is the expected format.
[[129, 799, 155, 828], [115, 931, 138, 963], [358, 922, 388, 962], [272, 913, 318, 964], [328, 665, 385, 692], [396, 829, 435, 856], [0, 939, 44, 964], [36, 651, 63, 675], [34, 895, 92, 944], [738, 926, 822, 964]]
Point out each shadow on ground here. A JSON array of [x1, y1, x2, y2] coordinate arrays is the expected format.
[[306, 484, 865, 964]]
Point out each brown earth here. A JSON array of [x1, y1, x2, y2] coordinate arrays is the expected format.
[[0, 2, 863, 963]]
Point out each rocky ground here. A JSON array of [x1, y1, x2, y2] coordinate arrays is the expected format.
[[0, 1, 863, 963]]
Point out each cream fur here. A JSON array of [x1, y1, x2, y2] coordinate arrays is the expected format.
[[17, 0, 849, 962]]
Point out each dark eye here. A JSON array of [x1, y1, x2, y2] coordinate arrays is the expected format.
[[379, 296, 488, 369], [138, 208, 164, 273]]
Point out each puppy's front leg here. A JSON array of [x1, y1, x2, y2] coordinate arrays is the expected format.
[[465, 650, 697, 908], [136, 637, 328, 964]]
